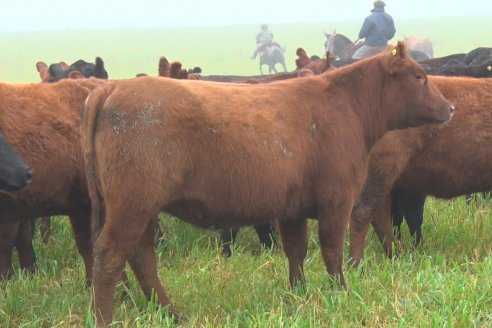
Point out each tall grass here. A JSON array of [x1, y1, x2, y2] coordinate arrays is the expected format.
[[0, 196, 490, 327]]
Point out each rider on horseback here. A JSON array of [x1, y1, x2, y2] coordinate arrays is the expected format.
[[251, 24, 282, 60], [352, 1, 396, 60]]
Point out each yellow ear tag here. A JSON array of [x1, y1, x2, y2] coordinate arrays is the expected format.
[[487, 65, 492, 71], [391, 48, 397, 56]]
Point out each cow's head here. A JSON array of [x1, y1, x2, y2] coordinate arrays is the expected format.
[[0, 132, 32, 192], [381, 41, 454, 128]]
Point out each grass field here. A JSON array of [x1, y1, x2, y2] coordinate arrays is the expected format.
[[1, 197, 491, 327], [0, 18, 491, 327]]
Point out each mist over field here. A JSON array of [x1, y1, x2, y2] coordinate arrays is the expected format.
[[0, 1, 490, 82], [0, 0, 491, 31]]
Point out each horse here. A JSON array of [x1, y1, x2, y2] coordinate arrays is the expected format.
[[404, 36, 434, 60], [324, 31, 363, 61], [259, 45, 287, 75]]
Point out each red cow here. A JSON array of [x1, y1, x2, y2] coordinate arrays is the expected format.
[[350, 76, 492, 266], [81, 42, 453, 325], [0, 79, 104, 282], [221, 48, 334, 256]]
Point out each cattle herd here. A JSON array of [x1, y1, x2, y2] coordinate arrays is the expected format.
[[0, 39, 491, 326]]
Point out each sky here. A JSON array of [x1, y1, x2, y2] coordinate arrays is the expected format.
[[0, 0, 491, 31]]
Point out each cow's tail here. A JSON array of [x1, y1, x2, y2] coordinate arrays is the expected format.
[[81, 83, 112, 244]]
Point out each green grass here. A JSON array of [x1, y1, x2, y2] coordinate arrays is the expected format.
[[0, 19, 491, 327], [0, 17, 489, 82], [0, 195, 491, 327]]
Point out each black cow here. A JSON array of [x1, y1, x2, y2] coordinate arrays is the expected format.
[[221, 223, 276, 257], [464, 47, 492, 65], [435, 58, 492, 78], [0, 132, 32, 192], [37, 57, 108, 83]]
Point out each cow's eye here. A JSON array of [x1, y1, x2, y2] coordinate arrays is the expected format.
[[415, 74, 426, 84]]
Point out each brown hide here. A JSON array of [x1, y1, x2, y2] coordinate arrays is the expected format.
[[82, 42, 453, 325], [295, 48, 335, 75], [0, 78, 104, 282], [350, 76, 492, 265]]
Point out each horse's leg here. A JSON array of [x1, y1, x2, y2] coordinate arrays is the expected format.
[[282, 61, 288, 72]]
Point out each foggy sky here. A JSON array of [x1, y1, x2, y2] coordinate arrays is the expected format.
[[1, 0, 491, 31]]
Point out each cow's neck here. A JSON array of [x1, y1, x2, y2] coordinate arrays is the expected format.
[[327, 59, 391, 150]]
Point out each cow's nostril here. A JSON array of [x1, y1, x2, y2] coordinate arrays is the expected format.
[[25, 167, 33, 183], [449, 104, 455, 114]]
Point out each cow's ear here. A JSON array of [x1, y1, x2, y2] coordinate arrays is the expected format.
[[59, 61, 69, 70], [158, 56, 170, 77], [68, 70, 84, 79], [386, 41, 409, 74], [36, 61, 48, 72], [295, 48, 310, 69], [95, 57, 105, 69], [170, 62, 184, 79]]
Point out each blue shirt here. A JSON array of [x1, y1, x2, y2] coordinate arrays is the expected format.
[[358, 9, 396, 47]]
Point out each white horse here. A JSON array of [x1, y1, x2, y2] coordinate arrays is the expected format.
[[259, 45, 287, 74]]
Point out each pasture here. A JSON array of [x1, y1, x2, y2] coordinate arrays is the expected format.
[[0, 18, 491, 327]]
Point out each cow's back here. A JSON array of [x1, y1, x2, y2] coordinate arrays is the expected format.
[[0, 79, 105, 219], [86, 77, 325, 227]]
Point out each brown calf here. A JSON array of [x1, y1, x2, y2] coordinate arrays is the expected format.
[[350, 76, 492, 266], [0, 79, 104, 282], [81, 42, 453, 325]]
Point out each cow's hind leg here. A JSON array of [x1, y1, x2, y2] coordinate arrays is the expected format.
[[221, 228, 239, 257], [69, 214, 94, 286], [391, 190, 405, 240], [279, 218, 307, 287], [318, 201, 351, 288], [402, 194, 426, 246], [38, 217, 51, 244], [370, 195, 395, 258], [351, 192, 394, 267], [254, 222, 275, 250], [128, 216, 175, 317], [93, 206, 159, 326]]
